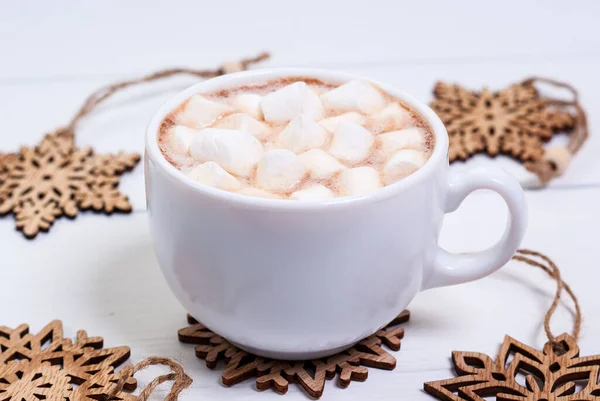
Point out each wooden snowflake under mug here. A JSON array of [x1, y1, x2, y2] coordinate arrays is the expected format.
[[178, 311, 410, 398], [145, 68, 528, 359]]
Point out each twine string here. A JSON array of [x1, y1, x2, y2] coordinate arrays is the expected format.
[[55, 51, 270, 138], [512, 249, 582, 352], [521, 77, 588, 185], [105, 356, 193, 401]]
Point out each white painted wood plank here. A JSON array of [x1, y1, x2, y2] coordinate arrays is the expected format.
[[2, 1, 599, 400], [1, 58, 598, 216], [1, 0, 599, 79], [0, 187, 598, 400]]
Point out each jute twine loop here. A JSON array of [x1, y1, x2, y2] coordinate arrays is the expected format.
[[106, 356, 193, 401], [512, 249, 582, 353], [521, 77, 589, 187], [54, 51, 270, 139]]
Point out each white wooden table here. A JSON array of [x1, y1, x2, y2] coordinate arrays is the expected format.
[[1, 1, 599, 399]]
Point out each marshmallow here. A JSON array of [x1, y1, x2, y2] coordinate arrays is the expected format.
[[298, 149, 345, 179], [215, 113, 271, 140], [371, 103, 412, 129], [383, 149, 426, 185], [176, 95, 234, 128], [319, 112, 366, 133], [169, 125, 198, 154], [376, 128, 426, 158], [186, 162, 242, 191], [278, 113, 329, 153], [238, 187, 281, 199], [231, 93, 263, 120], [321, 80, 386, 113], [260, 82, 325, 123], [311, 86, 329, 96], [337, 167, 382, 196], [263, 142, 278, 151], [328, 122, 374, 163], [256, 149, 307, 192], [189, 128, 263, 177], [291, 184, 335, 201]]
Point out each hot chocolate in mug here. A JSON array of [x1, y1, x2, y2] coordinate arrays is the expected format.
[[144, 68, 527, 359]]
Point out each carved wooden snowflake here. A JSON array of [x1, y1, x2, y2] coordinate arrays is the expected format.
[[430, 81, 574, 163], [424, 333, 600, 401], [0, 320, 137, 401], [0, 131, 139, 238], [179, 310, 409, 399]]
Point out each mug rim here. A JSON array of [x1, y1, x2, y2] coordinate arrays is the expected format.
[[145, 67, 449, 210]]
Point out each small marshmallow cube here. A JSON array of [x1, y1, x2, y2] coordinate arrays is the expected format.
[[371, 103, 412, 129], [278, 113, 329, 153], [169, 125, 198, 154], [337, 167, 382, 196], [329, 122, 374, 163], [256, 149, 307, 192], [291, 184, 335, 201], [238, 187, 281, 199], [383, 149, 426, 185], [298, 149, 345, 179], [321, 80, 386, 114], [186, 162, 242, 191], [176, 95, 233, 128], [231, 94, 263, 120], [189, 128, 263, 177], [215, 113, 271, 140], [319, 112, 366, 133], [260, 82, 325, 123], [376, 128, 425, 157]]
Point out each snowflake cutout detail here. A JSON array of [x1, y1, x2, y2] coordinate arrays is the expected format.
[[424, 333, 600, 401], [179, 310, 409, 399], [0, 131, 139, 238], [0, 363, 72, 401], [430, 81, 574, 163], [0, 320, 137, 401]]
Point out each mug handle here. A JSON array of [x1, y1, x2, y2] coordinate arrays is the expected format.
[[422, 166, 527, 290]]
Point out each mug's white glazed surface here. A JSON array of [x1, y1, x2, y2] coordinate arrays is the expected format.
[[145, 69, 527, 359]]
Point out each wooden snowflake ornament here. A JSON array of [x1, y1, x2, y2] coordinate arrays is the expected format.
[[0, 320, 137, 401], [179, 310, 410, 399], [0, 52, 271, 238], [430, 81, 574, 163], [425, 250, 599, 401], [0, 130, 139, 238], [424, 333, 600, 401]]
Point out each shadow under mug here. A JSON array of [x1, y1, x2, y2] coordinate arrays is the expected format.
[[144, 68, 527, 360]]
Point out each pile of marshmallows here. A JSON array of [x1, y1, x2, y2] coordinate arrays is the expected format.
[[168, 80, 429, 200]]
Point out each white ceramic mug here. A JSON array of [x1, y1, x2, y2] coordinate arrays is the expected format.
[[145, 69, 527, 360]]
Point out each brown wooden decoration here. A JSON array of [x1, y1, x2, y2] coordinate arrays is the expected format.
[[424, 333, 600, 401], [0, 320, 137, 401], [0, 51, 269, 239], [178, 310, 409, 399], [430, 81, 574, 163], [0, 130, 139, 238]]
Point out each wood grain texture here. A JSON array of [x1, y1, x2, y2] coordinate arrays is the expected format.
[[179, 312, 409, 398], [0, 188, 598, 400], [0, 320, 137, 400], [0, 1, 599, 400], [0, 130, 139, 238], [430, 80, 574, 162], [1, 60, 599, 199], [424, 333, 600, 400]]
